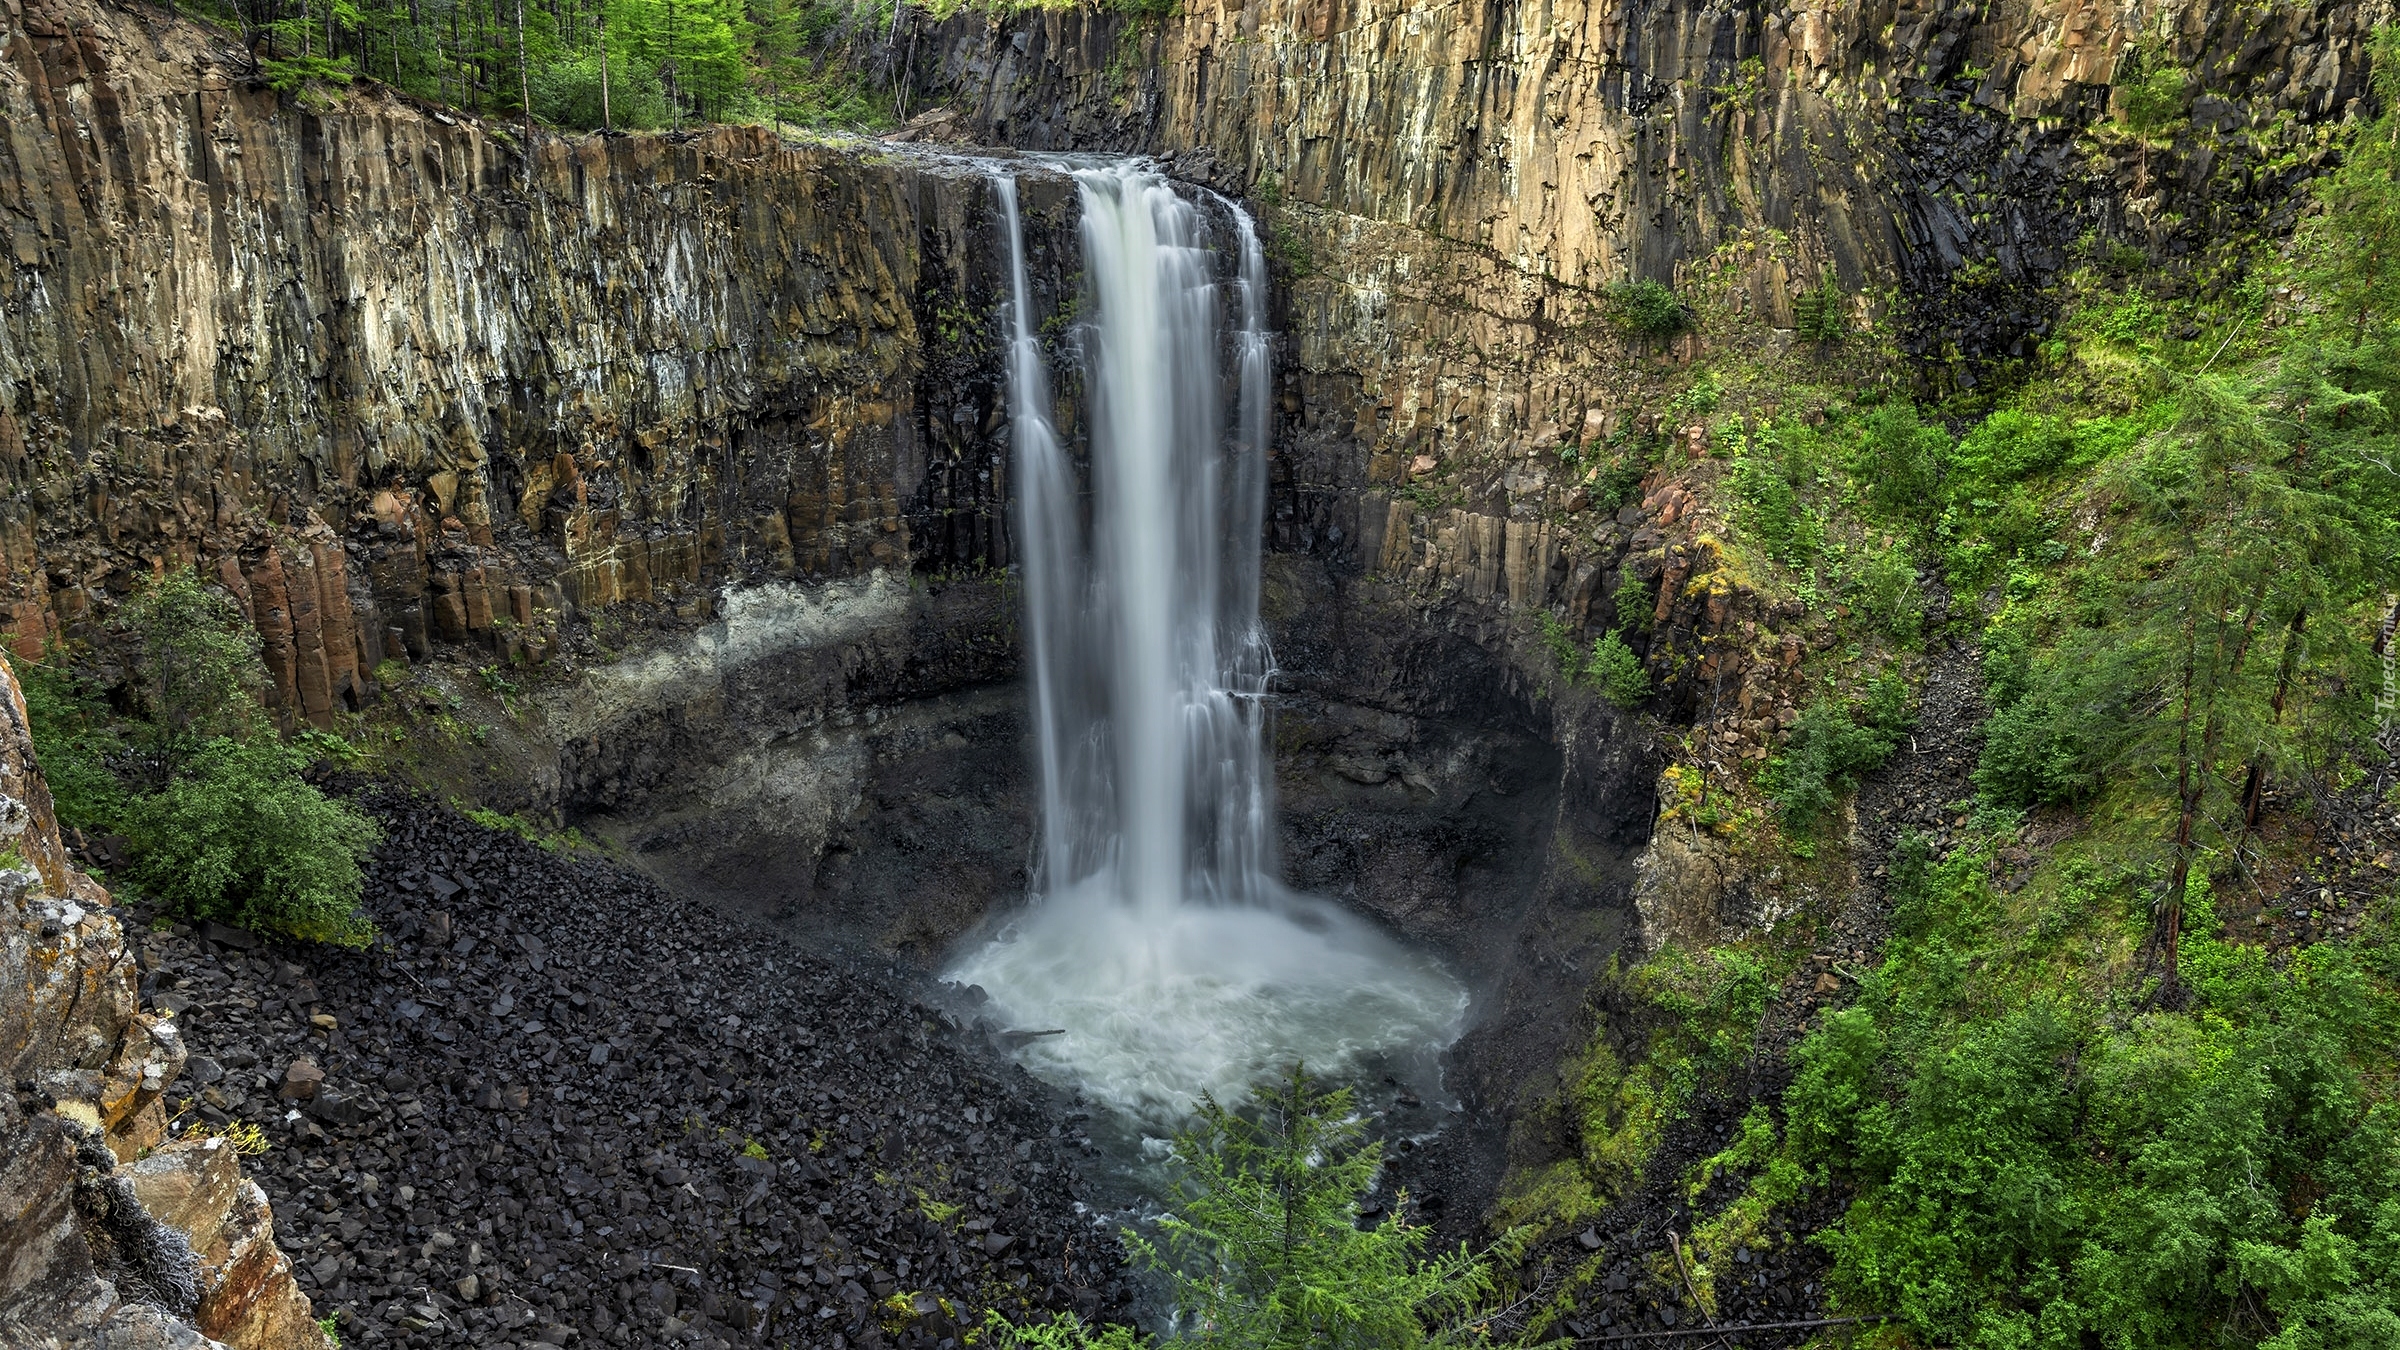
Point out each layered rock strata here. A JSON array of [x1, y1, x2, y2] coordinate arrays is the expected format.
[[1, 0, 1074, 724]]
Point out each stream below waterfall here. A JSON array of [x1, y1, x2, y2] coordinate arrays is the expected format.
[[943, 161, 1470, 1176]]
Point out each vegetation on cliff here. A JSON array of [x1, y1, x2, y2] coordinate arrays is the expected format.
[[1508, 28, 2400, 1349], [182, 0, 1169, 132], [22, 569, 380, 945]]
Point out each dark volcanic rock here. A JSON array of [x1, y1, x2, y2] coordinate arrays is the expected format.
[[140, 792, 1125, 1350]]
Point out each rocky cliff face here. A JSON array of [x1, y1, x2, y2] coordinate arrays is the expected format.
[[2, 0, 1067, 705], [903, 0, 2388, 684], [0, 0, 1102, 955], [3, 0, 2388, 1280], [1, 650, 329, 1350]]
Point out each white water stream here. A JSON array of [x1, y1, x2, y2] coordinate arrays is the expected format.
[[948, 164, 1466, 1128]]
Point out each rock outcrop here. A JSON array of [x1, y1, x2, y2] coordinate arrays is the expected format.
[[0, 651, 330, 1350], [1, 0, 1073, 721], [902, 0, 2388, 669]]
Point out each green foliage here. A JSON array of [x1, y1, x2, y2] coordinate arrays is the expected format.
[[1580, 440, 1653, 515], [1792, 274, 1847, 344], [1850, 403, 1951, 534], [1730, 427, 1826, 567], [1612, 573, 1654, 633], [1127, 1066, 1514, 1348], [1762, 674, 1913, 830], [1781, 835, 2400, 1350], [1947, 408, 2078, 498], [1586, 632, 1650, 710], [979, 1311, 1151, 1350], [1536, 610, 1580, 673], [1846, 545, 1923, 645], [2114, 57, 2191, 139], [30, 570, 385, 945], [1606, 279, 1687, 337], [17, 660, 130, 833], [260, 51, 357, 93], [120, 737, 380, 947], [115, 569, 268, 771]]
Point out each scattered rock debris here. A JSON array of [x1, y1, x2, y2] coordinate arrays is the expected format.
[[133, 790, 1126, 1349]]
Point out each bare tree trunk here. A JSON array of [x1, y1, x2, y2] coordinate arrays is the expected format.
[[2238, 607, 2308, 842], [597, 7, 610, 131], [517, 0, 532, 163]]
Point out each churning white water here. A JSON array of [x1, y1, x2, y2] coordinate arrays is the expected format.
[[948, 164, 1466, 1126]]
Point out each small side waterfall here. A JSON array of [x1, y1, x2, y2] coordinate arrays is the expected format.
[[952, 163, 1464, 1125]]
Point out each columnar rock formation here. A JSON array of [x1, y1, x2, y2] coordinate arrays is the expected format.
[[0, 0, 1064, 717], [906, 0, 2386, 656], [0, 651, 329, 1349]]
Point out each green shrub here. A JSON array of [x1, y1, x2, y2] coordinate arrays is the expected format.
[[978, 1312, 1148, 1350], [1612, 574, 1655, 633], [1948, 409, 2074, 498], [1586, 632, 1651, 709], [1973, 641, 2129, 807], [1792, 274, 1848, 343], [1584, 441, 1653, 515], [18, 660, 130, 833], [1129, 1067, 1513, 1348], [2114, 60, 2190, 139], [121, 737, 380, 946], [116, 569, 267, 772], [1786, 838, 2400, 1350], [1606, 279, 1687, 337], [1762, 675, 1913, 829], [1731, 438, 1824, 566], [1536, 610, 1580, 673], [1849, 545, 1923, 645], [1850, 404, 1951, 531]]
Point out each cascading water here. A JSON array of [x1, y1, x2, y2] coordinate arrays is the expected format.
[[950, 164, 1466, 1128]]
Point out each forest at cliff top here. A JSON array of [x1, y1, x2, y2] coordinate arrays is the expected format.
[[177, 0, 1158, 132]]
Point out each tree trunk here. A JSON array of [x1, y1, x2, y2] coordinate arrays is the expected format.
[[517, 0, 531, 147], [598, 8, 611, 131], [2159, 583, 2265, 1002], [2238, 607, 2308, 841]]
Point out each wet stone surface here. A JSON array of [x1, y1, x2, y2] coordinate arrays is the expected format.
[[128, 790, 1126, 1350]]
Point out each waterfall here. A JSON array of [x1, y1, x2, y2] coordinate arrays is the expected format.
[[952, 163, 1465, 1126]]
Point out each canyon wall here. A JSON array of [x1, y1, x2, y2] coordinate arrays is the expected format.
[[892, 0, 2391, 936], [1, 0, 1063, 708]]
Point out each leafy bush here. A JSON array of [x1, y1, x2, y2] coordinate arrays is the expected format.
[[2114, 60, 2190, 138], [120, 737, 380, 946], [1586, 632, 1651, 709], [17, 660, 130, 833], [1762, 675, 1913, 829], [1731, 436, 1825, 566], [1783, 841, 2400, 1350], [1974, 681, 2110, 806], [1848, 545, 1923, 644], [1583, 441, 1653, 515], [1129, 1067, 1512, 1348], [116, 569, 267, 771], [1612, 574, 1655, 633], [1947, 409, 2075, 498], [1850, 404, 1951, 530], [1792, 274, 1847, 343], [979, 1312, 1148, 1350], [1606, 279, 1687, 337]]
